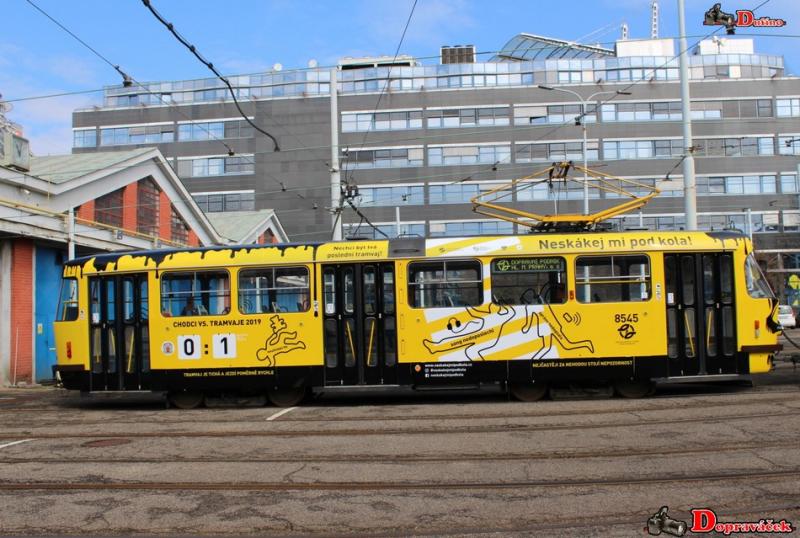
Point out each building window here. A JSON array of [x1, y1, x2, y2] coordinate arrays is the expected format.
[[776, 98, 800, 117], [100, 124, 174, 146], [358, 186, 424, 207], [429, 183, 479, 204], [408, 260, 482, 308], [576, 255, 650, 303], [171, 208, 189, 244], [192, 191, 255, 213], [177, 120, 254, 141], [515, 141, 598, 163], [778, 136, 800, 155], [690, 101, 723, 120], [781, 174, 798, 193], [428, 144, 511, 166], [703, 65, 730, 79], [177, 155, 255, 177], [341, 110, 422, 132], [238, 267, 310, 314], [161, 271, 230, 317], [515, 104, 596, 125], [557, 71, 582, 83], [94, 188, 124, 228], [344, 222, 425, 239], [429, 220, 515, 236], [602, 140, 681, 160], [428, 107, 510, 128], [137, 178, 159, 236], [346, 147, 424, 169], [601, 101, 681, 122], [693, 137, 774, 157], [73, 129, 97, 148], [697, 175, 775, 195]]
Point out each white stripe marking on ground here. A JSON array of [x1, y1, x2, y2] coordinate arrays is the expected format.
[[266, 407, 297, 421], [0, 439, 32, 450]]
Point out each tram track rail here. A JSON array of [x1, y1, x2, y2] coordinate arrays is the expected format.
[[0, 409, 796, 440], [0, 390, 797, 424], [1, 468, 798, 492], [0, 440, 797, 465]]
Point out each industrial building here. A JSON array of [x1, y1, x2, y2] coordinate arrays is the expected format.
[[71, 28, 800, 298]]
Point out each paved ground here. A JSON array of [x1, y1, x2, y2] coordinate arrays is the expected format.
[[0, 349, 798, 536]]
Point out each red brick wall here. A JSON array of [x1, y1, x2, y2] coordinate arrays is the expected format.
[[121, 182, 138, 233], [268, 229, 278, 244], [76, 200, 94, 221], [188, 230, 199, 247], [10, 239, 33, 383], [158, 191, 171, 241]]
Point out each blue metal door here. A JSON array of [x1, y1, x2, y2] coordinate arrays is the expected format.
[[35, 246, 65, 382]]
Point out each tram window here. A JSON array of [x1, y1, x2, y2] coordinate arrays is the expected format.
[[238, 267, 310, 314], [720, 255, 733, 304], [57, 278, 79, 321], [408, 260, 482, 308], [363, 266, 377, 315], [161, 271, 230, 316], [576, 255, 650, 303], [703, 256, 715, 305], [744, 254, 773, 299], [323, 269, 336, 314], [491, 257, 566, 305], [90, 280, 101, 324]]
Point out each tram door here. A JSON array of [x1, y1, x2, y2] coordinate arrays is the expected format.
[[88, 274, 150, 390], [322, 263, 398, 386], [664, 253, 737, 376]]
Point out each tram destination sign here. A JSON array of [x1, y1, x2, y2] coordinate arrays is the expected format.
[[492, 257, 564, 273]]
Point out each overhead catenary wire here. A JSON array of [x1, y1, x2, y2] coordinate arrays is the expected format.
[[335, 0, 419, 239], [17, 0, 779, 229], [21, 0, 314, 203], [140, 0, 280, 152]]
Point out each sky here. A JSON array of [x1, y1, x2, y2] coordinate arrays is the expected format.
[[2, 0, 799, 155]]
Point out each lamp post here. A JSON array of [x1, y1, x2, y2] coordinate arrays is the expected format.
[[537, 85, 631, 215]]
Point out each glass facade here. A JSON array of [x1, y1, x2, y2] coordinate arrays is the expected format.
[[428, 107, 510, 128], [100, 124, 174, 146], [357, 186, 424, 206], [93, 53, 784, 110], [346, 147, 424, 169], [177, 155, 255, 178], [177, 120, 254, 141], [73, 129, 97, 148], [428, 144, 511, 166], [192, 191, 256, 212], [341, 110, 422, 132]]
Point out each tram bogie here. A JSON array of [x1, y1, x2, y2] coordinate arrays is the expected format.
[[54, 231, 781, 407]]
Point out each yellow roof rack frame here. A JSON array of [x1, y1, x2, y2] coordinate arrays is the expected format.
[[470, 161, 661, 231]]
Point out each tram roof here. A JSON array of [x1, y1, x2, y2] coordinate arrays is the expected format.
[[64, 230, 749, 275]]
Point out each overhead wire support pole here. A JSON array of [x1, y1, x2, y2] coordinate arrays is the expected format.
[[330, 67, 343, 240], [537, 86, 631, 216], [141, 0, 280, 152], [678, 0, 698, 230]]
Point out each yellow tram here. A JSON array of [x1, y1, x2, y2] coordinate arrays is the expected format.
[[53, 230, 781, 407]]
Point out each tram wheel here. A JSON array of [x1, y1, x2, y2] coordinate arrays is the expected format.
[[168, 391, 205, 409], [509, 381, 549, 402], [613, 379, 654, 399], [267, 387, 307, 407]]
